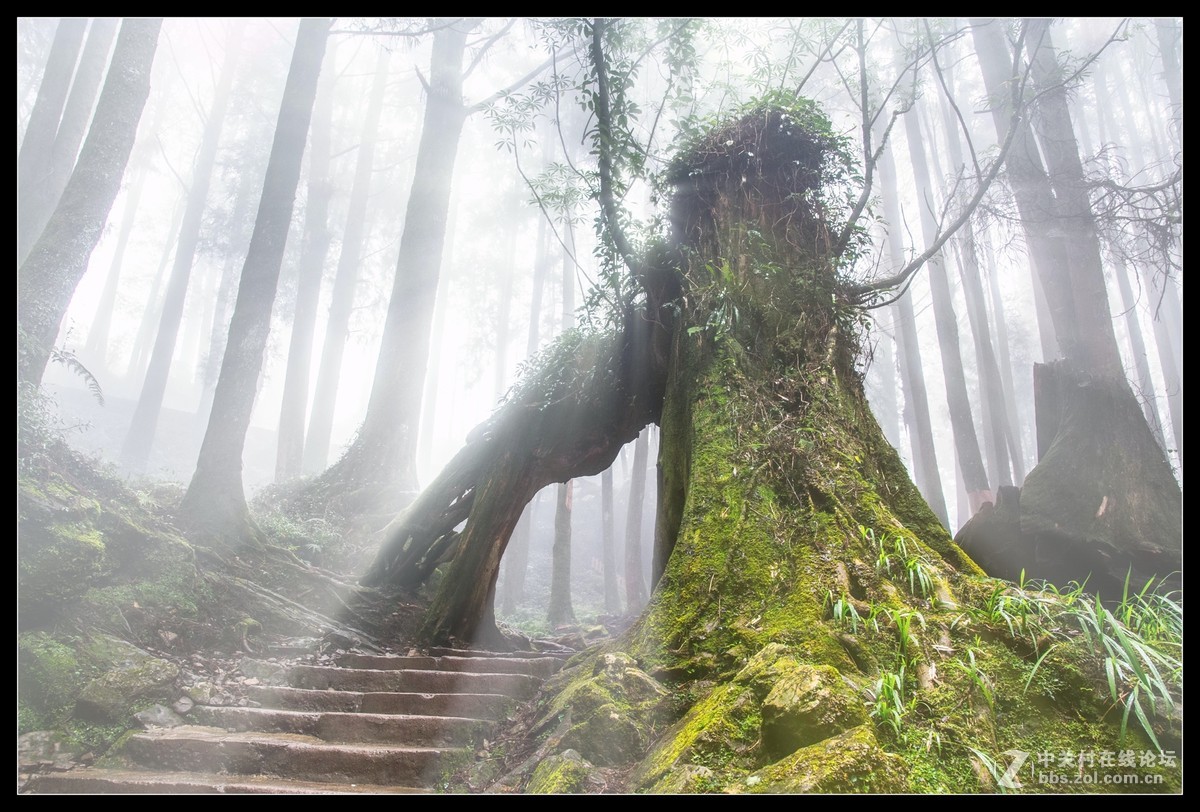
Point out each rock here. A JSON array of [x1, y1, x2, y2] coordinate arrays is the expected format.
[[183, 681, 213, 704], [238, 657, 286, 684], [526, 749, 598, 794], [648, 764, 715, 794], [322, 631, 359, 650], [738, 726, 907, 793], [134, 703, 184, 729], [760, 663, 869, 758], [74, 648, 179, 723], [171, 696, 195, 715], [18, 731, 84, 771], [547, 651, 669, 768]]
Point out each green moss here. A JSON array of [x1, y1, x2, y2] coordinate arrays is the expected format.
[[18, 632, 87, 731], [526, 750, 595, 794], [740, 725, 907, 793]]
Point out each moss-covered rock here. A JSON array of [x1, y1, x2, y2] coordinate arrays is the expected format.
[[74, 646, 178, 723], [526, 749, 598, 794], [760, 663, 869, 758], [738, 725, 907, 793], [18, 632, 88, 731], [542, 651, 669, 768]]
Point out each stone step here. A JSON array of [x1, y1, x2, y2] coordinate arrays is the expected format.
[[427, 646, 575, 659], [122, 726, 460, 786], [338, 653, 563, 678], [244, 685, 516, 719], [193, 706, 489, 746], [288, 665, 542, 698], [23, 768, 429, 794]]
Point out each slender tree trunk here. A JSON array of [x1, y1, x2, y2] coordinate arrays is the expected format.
[[623, 427, 649, 609], [867, 308, 902, 451], [180, 18, 330, 546], [83, 62, 181, 371], [302, 48, 390, 474], [417, 198, 459, 477], [500, 501, 533, 615], [126, 198, 183, 381], [83, 160, 148, 369], [196, 170, 257, 424], [601, 466, 620, 613], [547, 218, 578, 626], [275, 41, 337, 483], [1022, 19, 1124, 380], [120, 22, 245, 471], [1153, 18, 1182, 145], [499, 213, 552, 615], [981, 237, 1028, 481], [903, 106, 991, 512], [18, 18, 118, 263], [16, 17, 86, 264], [1111, 255, 1167, 448], [878, 139, 948, 526], [17, 19, 161, 388], [313, 24, 474, 503], [934, 76, 1020, 488], [547, 481, 576, 627]]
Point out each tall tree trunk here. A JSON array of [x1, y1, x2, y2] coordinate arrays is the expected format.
[[903, 104, 991, 512], [499, 213, 552, 615], [601, 466, 620, 613], [120, 22, 245, 471], [1111, 255, 1167, 449], [934, 73, 1021, 488], [274, 41, 338, 483], [878, 139, 948, 526], [16, 17, 87, 264], [547, 218, 579, 626], [302, 48, 390, 474], [18, 18, 118, 264], [623, 427, 649, 609], [17, 18, 160, 388], [196, 169, 258, 424], [980, 236, 1029, 480], [417, 197, 459, 477], [82, 160, 148, 370], [126, 197, 183, 381], [1153, 18, 1182, 146], [1022, 18, 1124, 379], [312, 23, 474, 505], [179, 18, 329, 546], [866, 308, 901, 451], [547, 481, 576, 627]]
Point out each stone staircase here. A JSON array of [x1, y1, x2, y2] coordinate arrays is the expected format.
[[24, 648, 568, 794]]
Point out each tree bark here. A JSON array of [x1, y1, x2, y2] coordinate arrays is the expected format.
[[120, 22, 245, 472], [18, 18, 118, 264], [179, 18, 330, 547], [547, 481, 576, 627], [878, 139, 948, 526], [601, 467, 620, 613], [16, 17, 87, 264], [275, 40, 338, 483], [623, 427, 650, 609], [903, 104, 991, 513], [17, 18, 160, 388]]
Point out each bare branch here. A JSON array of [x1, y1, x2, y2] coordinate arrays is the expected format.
[[467, 52, 559, 115], [463, 18, 515, 80], [924, 19, 980, 175]]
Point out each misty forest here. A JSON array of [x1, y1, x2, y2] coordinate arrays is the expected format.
[[17, 17, 1182, 794]]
